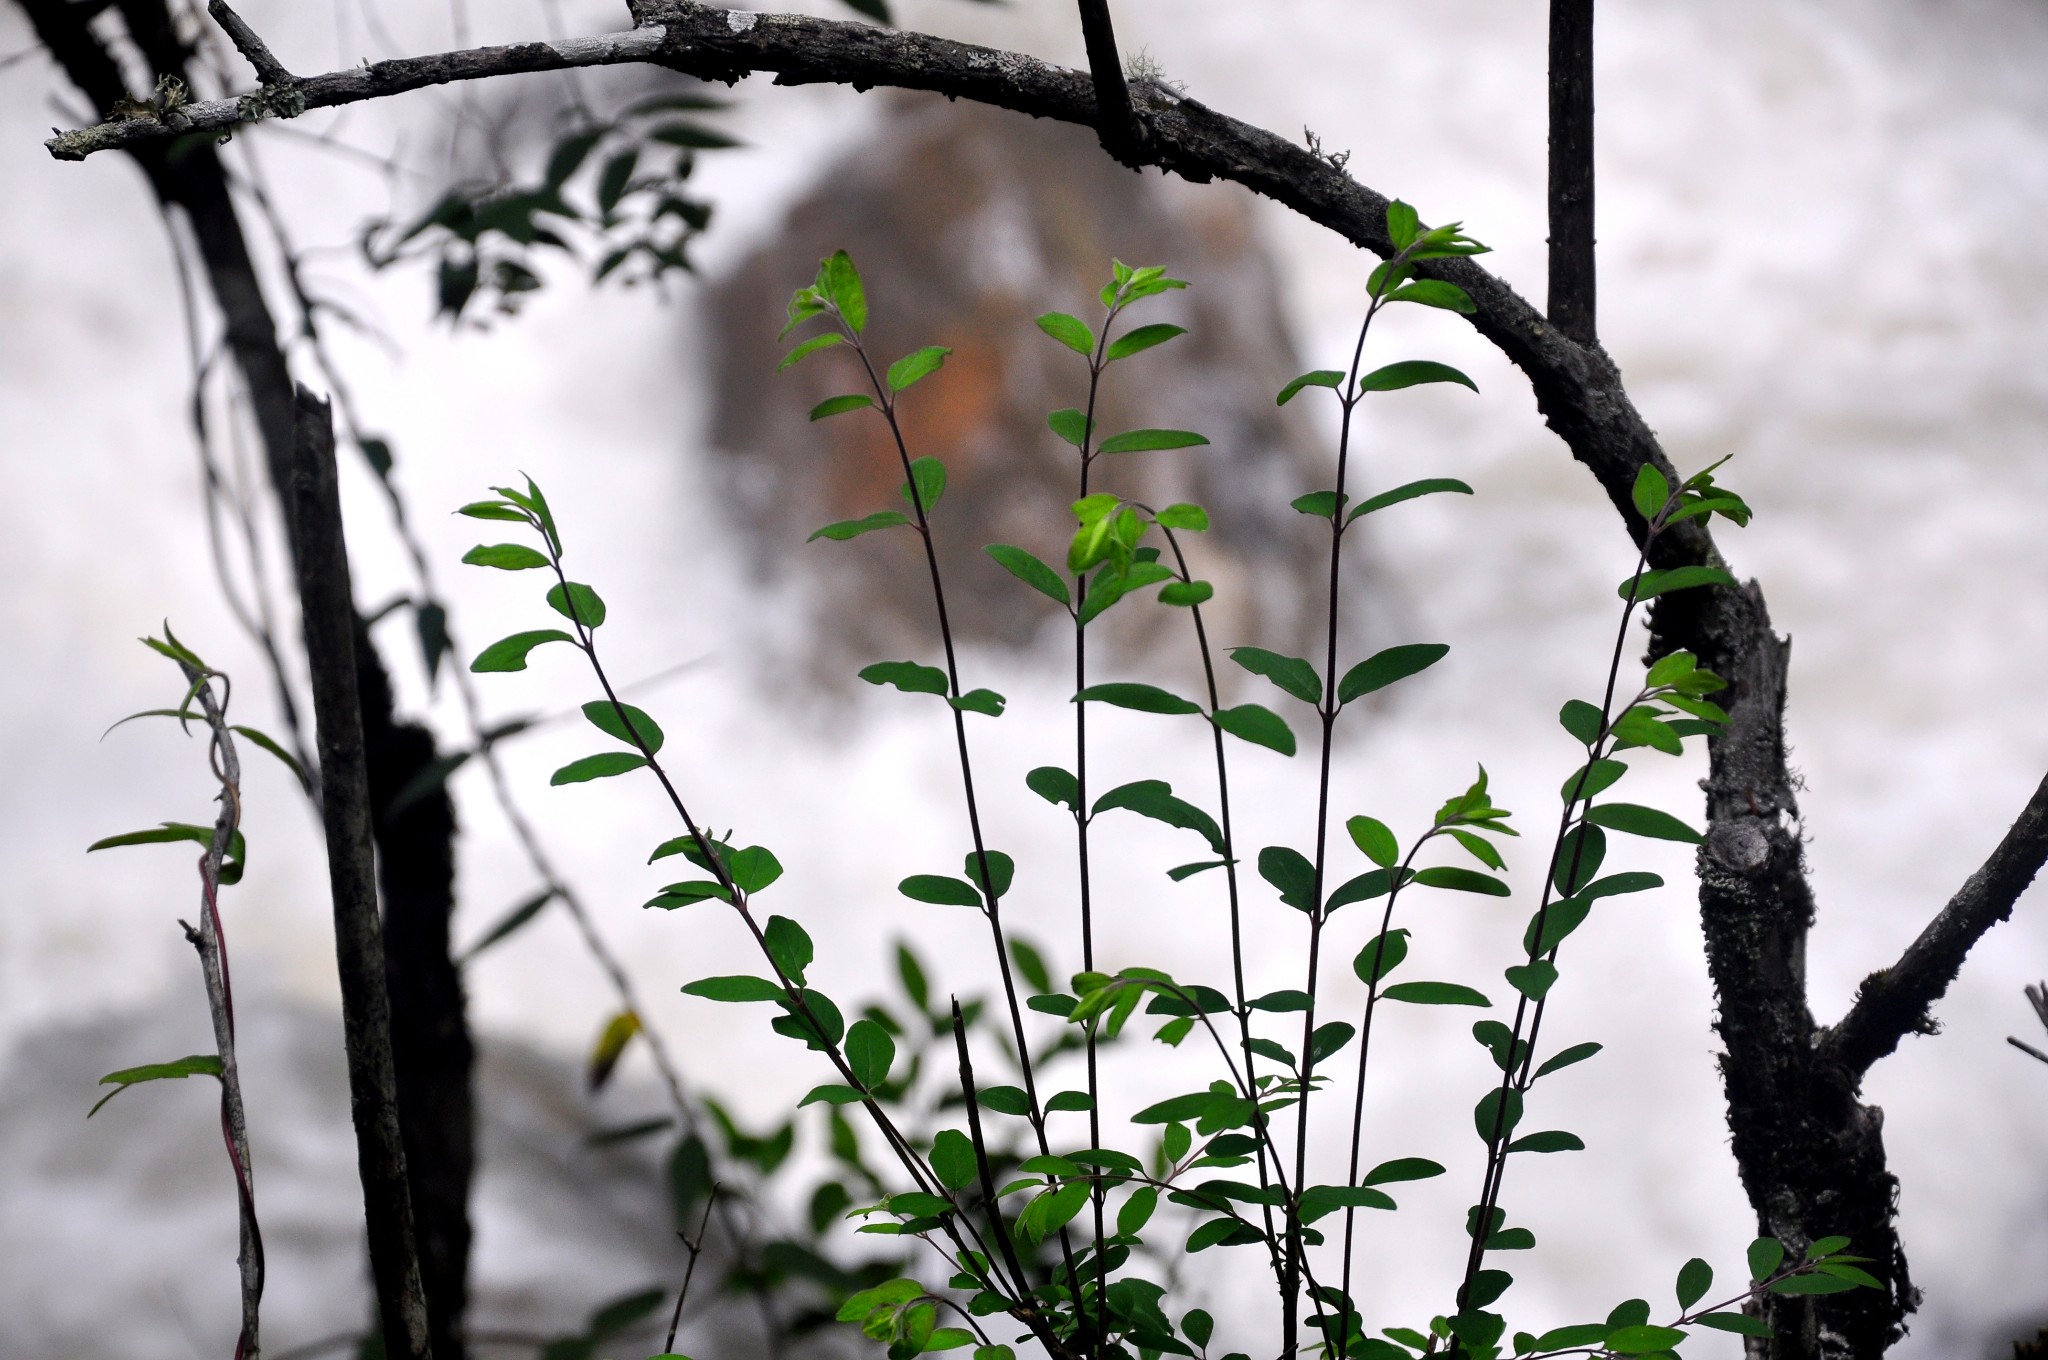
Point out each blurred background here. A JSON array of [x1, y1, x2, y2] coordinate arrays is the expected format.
[[2, 0, 2046, 1356]]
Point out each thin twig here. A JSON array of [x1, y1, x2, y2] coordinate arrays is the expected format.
[[663, 1183, 720, 1353]]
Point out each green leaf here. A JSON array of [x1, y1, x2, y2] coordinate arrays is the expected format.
[[732, 847, 784, 894], [1806, 1235, 1852, 1258], [1106, 323, 1187, 361], [1612, 707, 1684, 755], [1353, 929, 1410, 984], [1677, 1257, 1714, 1310], [1075, 682, 1201, 715], [847, 1018, 896, 1088], [471, 629, 574, 673], [978, 1085, 1031, 1116], [810, 511, 910, 542], [582, 700, 664, 754], [587, 1009, 642, 1092], [458, 889, 555, 962], [229, 725, 310, 792], [1769, 1274, 1858, 1296], [1347, 816, 1400, 868], [1358, 360, 1477, 394], [1604, 1325, 1687, 1354], [965, 850, 1015, 900], [1581, 871, 1663, 900], [1036, 311, 1094, 355], [1474, 1087, 1523, 1143], [1154, 502, 1210, 531], [931, 1129, 978, 1189], [1258, 846, 1317, 911], [1046, 1089, 1094, 1113], [809, 394, 875, 421], [1632, 465, 1671, 521], [1338, 643, 1448, 704], [1558, 699, 1604, 747], [1507, 1130, 1583, 1154], [1695, 1313, 1773, 1338], [1387, 279, 1475, 313], [596, 147, 637, 213], [1098, 428, 1210, 455], [1533, 1042, 1601, 1081], [1449, 828, 1505, 871], [985, 545, 1071, 607], [900, 875, 984, 907], [1347, 477, 1474, 522], [1093, 780, 1224, 855], [1325, 868, 1396, 911], [1133, 1091, 1217, 1124], [1362, 1157, 1445, 1188], [1277, 370, 1344, 405], [88, 822, 248, 884], [1618, 565, 1739, 602], [1560, 758, 1626, 804], [1582, 802, 1703, 843], [462, 543, 551, 570], [819, 250, 867, 332], [1413, 866, 1509, 896], [683, 975, 785, 1003], [1048, 408, 1092, 448], [887, 345, 951, 392], [859, 660, 949, 696], [1158, 579, 1214, 607], [899, 456, 947, 512], [546, 582, 607, 628], [1504, 960, 1558, 1000], [799, 1083, 864, 1106], [550, 752, 648, 785], [1384, 981, 1490, 1007], [1181, 1309, 1214, 1350], [778, 331, 845, 371], [1553, 824, 1607, 895], [1748, 1237, 1787, 1281], [88, 1054, 223, 1117], [1229, 647, 1321, 704], [457, 500, 528, 522], [1387, 200, 1420, 248], [1292, 490, 1346, 519], [1213, 703, 1296, 755], [949, 689, 1007, 717], [645, 881, 729, 909], [1027, 765, 1081, 811], [1299, 1184, 1396, 1221]]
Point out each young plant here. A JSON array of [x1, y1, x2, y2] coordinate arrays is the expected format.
[[456, 208, 1876, 1360]]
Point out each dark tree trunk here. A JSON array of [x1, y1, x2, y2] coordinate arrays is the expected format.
[[1547, 0, 1596, 343]]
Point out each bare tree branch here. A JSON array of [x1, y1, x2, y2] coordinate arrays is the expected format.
[[1074, 0, 1143, 166], [1547, 0, 1595, 342], [1826, 770, 2048, 1078], [288, 387, 435, 1360], [208, 0, 294, 85]]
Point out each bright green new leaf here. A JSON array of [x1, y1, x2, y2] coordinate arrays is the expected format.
[[1153, 502, 1210, 531], [88, 1054, 223, 1118], [1036, 311, 1094, 355], [898, 456, 947, 513], [457, 499, 527, 522], [1558, 698, 1604, 747], [859, 660, 949, 695], [1338, 643, 1449, 704], [818, 250, 866, 332], [731, 846, 783, 894], [1107, 323, 1186, 361], [88, 822, 247, 884], [1582, 802, 1703, 844], [1632, 464, 1671, 521], [462, 543, 551, 570], [1075, 682, 1202, 715], [1357, 360, 1477, 394], [1229, 646, 1320, 704], [1292, 491, 1346, 519], [900, 875, 983, 907], [808, 394, 874, 421], [581, 700, 664, 754], [1387, 199, 1420, 249], [778, 331, 844, 371], [887, 345, 951, 392], [1159, 580, 1214, 607], [1098, 428, 1209, 455], [1388, 279, 1475, 313], [1048, 408, 1092, 447], [1213, 703, 1296, 755], [1277, 369, 1345, 406], [472, 629, 575, 673], [985, 544, 1071, 606], [550, 752, 648, 785], [810, 511, 909, 542], [1612, 707, 1684, 755]]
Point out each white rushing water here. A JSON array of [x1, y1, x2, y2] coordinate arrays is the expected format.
[[2, 0, 2045, 1356]]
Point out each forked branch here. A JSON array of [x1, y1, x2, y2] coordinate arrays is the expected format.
[[1826, 769, 2048, 1078]]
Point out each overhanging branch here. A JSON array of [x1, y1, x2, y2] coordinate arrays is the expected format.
[[1825, 769, 2048, 1078]]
